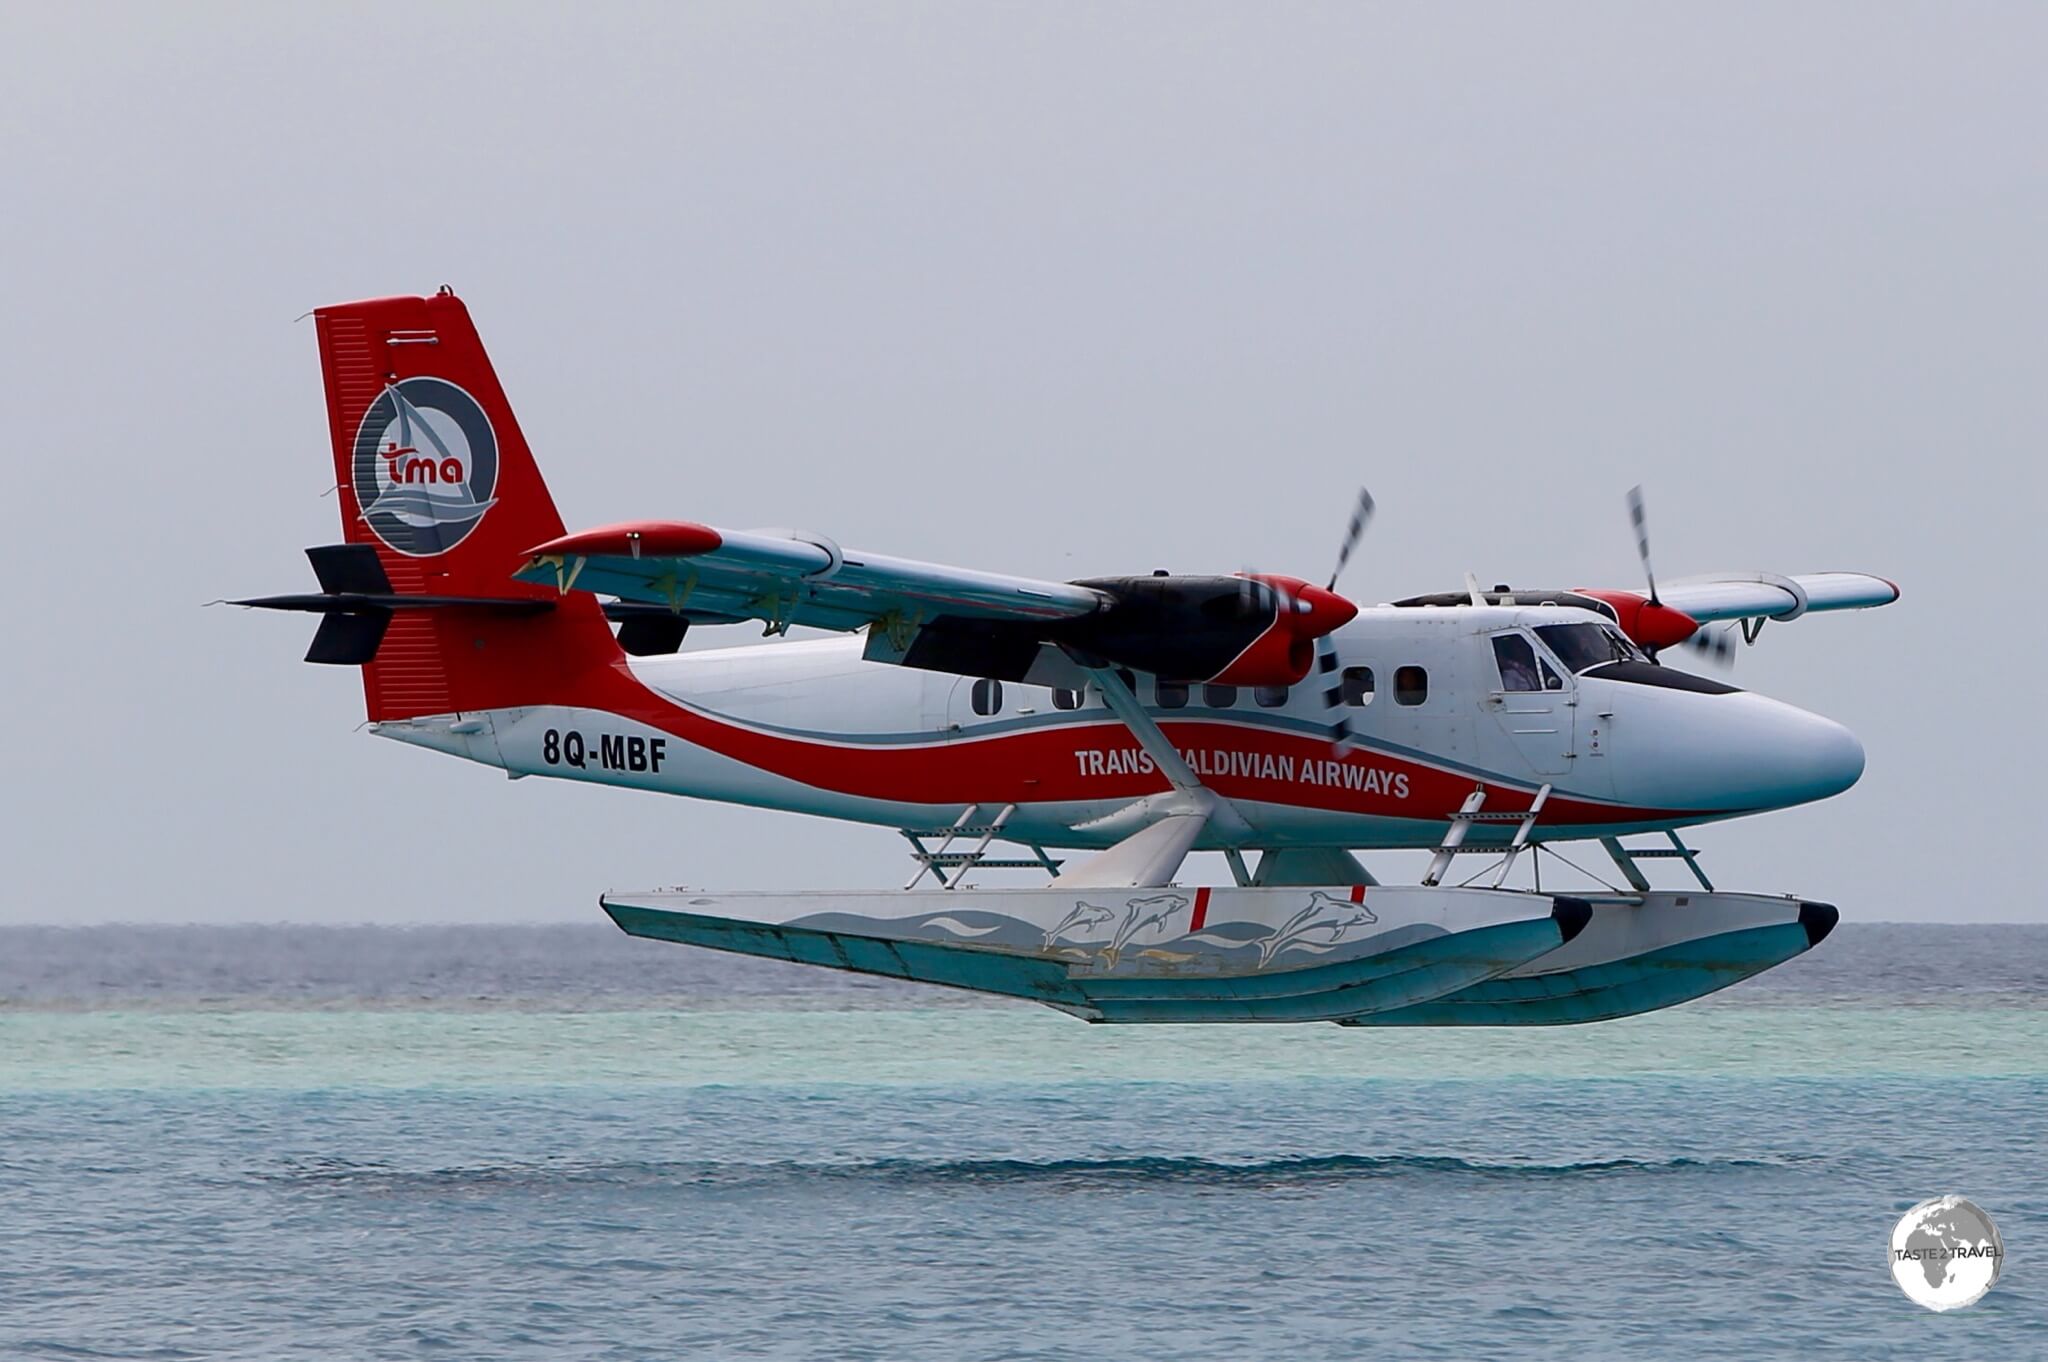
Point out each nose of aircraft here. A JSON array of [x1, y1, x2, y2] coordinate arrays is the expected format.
[[1606, 688, 1865, 813], [1763, 706, 1866, 806]]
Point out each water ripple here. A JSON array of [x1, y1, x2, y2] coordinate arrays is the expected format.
[[263, 1150, 1812, 1194]]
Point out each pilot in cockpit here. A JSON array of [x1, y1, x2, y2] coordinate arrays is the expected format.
[[1496, 646, 1541, 693]]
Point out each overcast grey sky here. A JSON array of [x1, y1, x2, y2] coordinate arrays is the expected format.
[[2, 3, 2040, 923]]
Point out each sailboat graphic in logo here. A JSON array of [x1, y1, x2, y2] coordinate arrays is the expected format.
[[351, 377, 499, 557]]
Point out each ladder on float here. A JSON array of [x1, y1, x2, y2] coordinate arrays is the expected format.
[[1422, 784, 1552, 888], [901, 804, 1064, 889], [1421, 786, 1712, 892]]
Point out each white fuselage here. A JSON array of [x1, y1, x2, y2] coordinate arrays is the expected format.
[[372, 605, 1865, 851]]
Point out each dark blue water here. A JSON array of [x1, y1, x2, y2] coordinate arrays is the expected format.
[[3, 926, 2043, 1359]]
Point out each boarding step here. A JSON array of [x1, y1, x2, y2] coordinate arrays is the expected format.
[[1422, 784, 1554, 888], [901, 803, 1063, 889]]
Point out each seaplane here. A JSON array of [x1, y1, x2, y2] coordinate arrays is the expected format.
[[236, 288, 1900, 1026]]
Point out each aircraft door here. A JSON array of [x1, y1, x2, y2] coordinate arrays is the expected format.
[[929, 674, 970, 737], [1484, 631, 1573, 776], [941, 674, 1013, 736]]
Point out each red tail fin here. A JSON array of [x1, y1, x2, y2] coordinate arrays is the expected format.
[[314, 289, 618, 720]]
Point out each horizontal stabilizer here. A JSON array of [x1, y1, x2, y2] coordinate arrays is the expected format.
[[305, 611, 390, 666], [234, 545, 556, 665], [307, 543, 391, 596], [614, 613, 689, 657]]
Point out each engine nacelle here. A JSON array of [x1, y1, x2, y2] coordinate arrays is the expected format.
[[1573, 589, 1700, 652], [1065, 574, 1356, 686], [1392, 586, 1699, 654]]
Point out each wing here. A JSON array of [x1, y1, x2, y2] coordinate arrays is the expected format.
[[514, 519, 1358, 686], [1656, 571, 1899, 624], [515, 519, 1109, 634]]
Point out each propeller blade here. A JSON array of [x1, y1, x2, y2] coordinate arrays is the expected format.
[[1326, 488, 1375, 592], [1626, 484, 1660, 606], [1315, 635, 1356, 757], [1683, 625, 1739, 669]]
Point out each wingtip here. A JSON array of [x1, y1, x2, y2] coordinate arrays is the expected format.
[[526, 521, 724, 560]]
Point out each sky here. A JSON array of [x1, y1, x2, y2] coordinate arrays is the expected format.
[[2, 3, 2041, 923]]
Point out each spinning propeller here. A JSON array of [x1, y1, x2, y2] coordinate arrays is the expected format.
[[1575, 486, 1703, 661], [1627, 484, 1660, 611], [1315, 488, 1374, 756], [1625, 485, 1740, 669], [1228, 488, 1370, 756], [1682, 623, 1741, 669]]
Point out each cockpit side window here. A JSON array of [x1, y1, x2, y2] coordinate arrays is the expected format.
[[1490, 634, 1543, 693], [1534, 622, 1645, 674]]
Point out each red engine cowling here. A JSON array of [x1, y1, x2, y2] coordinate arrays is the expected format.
[[1575, 589, 1699, 652], [1061, 573, 1358, 686], [1207, 575, 1358, 686]]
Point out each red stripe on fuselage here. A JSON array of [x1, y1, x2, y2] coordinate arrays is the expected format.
[[554, 659, 1706, 827]]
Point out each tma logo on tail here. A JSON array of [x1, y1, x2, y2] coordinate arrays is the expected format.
[[352, 378, 499, 556]]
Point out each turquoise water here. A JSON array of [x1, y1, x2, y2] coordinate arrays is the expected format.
[[3, 925, 2044, 1359]]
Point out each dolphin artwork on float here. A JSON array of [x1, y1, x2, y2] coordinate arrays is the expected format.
[[1101, 894, 1192, 967], [1256, 891, 1379, 967], [1042, 900, 1119, 951]]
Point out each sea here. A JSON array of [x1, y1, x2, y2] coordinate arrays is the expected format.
[[2, 923, 2042, 1360]]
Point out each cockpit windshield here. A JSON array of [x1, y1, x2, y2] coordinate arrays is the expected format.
[[1533, 622, 1645, 674]]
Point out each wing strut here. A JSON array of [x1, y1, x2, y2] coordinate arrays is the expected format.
[[1048, 654, 1254, 889]]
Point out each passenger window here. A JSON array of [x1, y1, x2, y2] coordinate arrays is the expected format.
[[1203, 683, 1238, 707], [1155, 680, 1188, 709], [971, 678, 1003, 715], [1341, 666, 1374, 706], [1394, 666, 1428, 706], [1051, 687, 1082, 711], [1490, 635, 1542, 693], [1254, 685, 1290, 708], [1115, 669, 1138, 696]]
